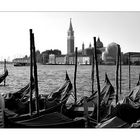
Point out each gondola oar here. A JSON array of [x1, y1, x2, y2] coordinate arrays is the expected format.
[[0, 93, 5, 127], [32, 32, 39, 116], [4, 59, 6, 86], [91, 48, 94, 95], [83, 97, 89, 128], [115, 45, 120, 104], [74, 47, 78, 104], [29, 29, 33, 116], [119, 46, 122, 95], [94, 37, 101, 124], [128, 52, 131, 92]]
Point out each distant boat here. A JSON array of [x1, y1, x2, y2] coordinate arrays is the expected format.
[[13, 57, 30, 67], [14, 62, 30, 67]]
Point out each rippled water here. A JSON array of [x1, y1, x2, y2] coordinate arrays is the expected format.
[[0, 64, 140, 100]]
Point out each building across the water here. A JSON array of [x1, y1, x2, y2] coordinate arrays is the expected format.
[[49, 54, 56, 64], [123, 52, 140, 65], [66, 54, 91, 65], [55, 55, 66, 64], [51, 54, 90, 65], [49, 19, 105, 65]]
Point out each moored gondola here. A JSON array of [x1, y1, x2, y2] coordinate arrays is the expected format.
[[97, 74, 140, 128], [63, 73, 115, 124], [0, 69, 8, 84], [4, 111, 85, 128], [4, 71, 72, 123], [3, 80, 35, 114], [0, 91, 85, 128], [3, 71, 72, 116]]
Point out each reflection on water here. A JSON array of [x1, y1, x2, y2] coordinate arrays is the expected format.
[[0, 64, 140, 100]]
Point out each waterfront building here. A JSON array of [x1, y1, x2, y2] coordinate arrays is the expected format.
[[49, 54, 56, 64], [102, 55, 116, 65], [55, 39, 104, 65], [68, 55, 75, 64], [78, 55, 90, 65], [123, 52, 140, 65], [55, 55, 66, 64], [55, 54, 90, 65]]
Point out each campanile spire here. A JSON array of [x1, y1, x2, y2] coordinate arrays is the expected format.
[[69, 18, 73, 31], [67, 18, 74, 55]]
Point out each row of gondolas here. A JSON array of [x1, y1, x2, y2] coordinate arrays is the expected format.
[[0, 68, 140, 128]]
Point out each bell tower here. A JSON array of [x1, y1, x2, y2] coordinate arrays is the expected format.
[[67, 18, 74, 55]]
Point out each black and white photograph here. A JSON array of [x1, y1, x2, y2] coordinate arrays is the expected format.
[[0, 11, 140, 129], [0, 10, 140, 131]]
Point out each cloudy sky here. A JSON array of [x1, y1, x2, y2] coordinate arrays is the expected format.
[[0, 11, 140, 61]]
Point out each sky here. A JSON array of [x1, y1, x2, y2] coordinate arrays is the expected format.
[[0, 11, 140, 61]]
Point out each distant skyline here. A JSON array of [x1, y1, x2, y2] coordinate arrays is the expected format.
[[0, 11, 140, 61]]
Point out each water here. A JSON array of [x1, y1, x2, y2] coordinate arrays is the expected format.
[[0, 64, 140, 101]]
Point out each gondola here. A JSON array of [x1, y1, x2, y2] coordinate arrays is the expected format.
[[90, 73, 115, 121], [0, 69, 8, 84], [0, 72, 76, 128], [42, 71, 72, 105], [96, 103, 140, 128], [0, 78, 85, 128], [4, 71, 73, 123], [0, 92, 85, 128], [4, 111, 85, 128], [3, 81, 34, 101], [63, 73, 115, 124], [121, 74, 140, 108], [3, 80, 35, 114], [3, 71, 72, 116], [97, 74, 140, 128]]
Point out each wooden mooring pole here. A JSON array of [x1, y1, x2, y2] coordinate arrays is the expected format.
[[83, 97, 89, 128], [91, 48, 94, 95], [74, 47, 78, 104], [4, 59, 6, 86], [115, 45, 120, 104], [0, 94, 5, 128], [29, 29, 33, 116], [94, 37, 101, 124], [119, 45, 122, 95], [32, 33, 40, 116], [128, 52, 131, 92]]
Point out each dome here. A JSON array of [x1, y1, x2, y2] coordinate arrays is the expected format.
[[106, 42, 119, 58], [107, 42, 118, 49], [102, 42, 120, 62]]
